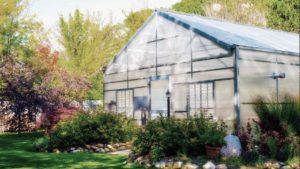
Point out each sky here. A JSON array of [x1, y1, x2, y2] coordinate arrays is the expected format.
[[27, 0, 180, 48]]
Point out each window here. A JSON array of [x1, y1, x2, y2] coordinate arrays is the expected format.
[[189, 82, 214, 116], [116, 90, 133, 117]]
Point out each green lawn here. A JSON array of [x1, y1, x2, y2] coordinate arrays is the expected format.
[[0, 132, 144, 169]]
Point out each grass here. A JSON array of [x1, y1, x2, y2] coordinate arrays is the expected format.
[[0, 132, 144, 169]]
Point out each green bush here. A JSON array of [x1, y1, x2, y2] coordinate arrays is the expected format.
[[133, 115, 226, 161], [49, 109, 137, 149], [252, 94, 300, 161], [33, 137, 50, 152], [266, 136, 277, 159], [133, 117, 186, 161], [201, 121, 227, 147]]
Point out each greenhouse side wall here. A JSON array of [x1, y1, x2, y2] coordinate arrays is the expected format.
[[238, 49, 300, 126], [104, 13, 236, 129]]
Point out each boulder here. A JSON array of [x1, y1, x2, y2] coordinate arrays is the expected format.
[[172, 161, 184, 169], [118, 146, 127, 151], [154, 161, 166, 168], [104, 148, 110, 152], [53, 148, 60, 153], [203, 161, 216, 169], [264, 161, 280, 169], [216, 164, 227, 169], [91, 145, 98, 151], [85, 144, 91, 149], [221, 135, 242, 157], [96, 144, 104, 148], [183, 163, 199, 169]]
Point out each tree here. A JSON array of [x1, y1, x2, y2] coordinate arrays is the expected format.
[[173, 0, 267, 26], [0, 47, 89, 134], [123, 9, 152, 41], [59, 9, 123, 100], [266, 0, 300, 32], [59, 9, 123, 76], [172, 0, 208, 15], [0, 0, 43, 62]]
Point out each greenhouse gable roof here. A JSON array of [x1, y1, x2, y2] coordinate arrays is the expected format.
[[158, 10, 299, 55]]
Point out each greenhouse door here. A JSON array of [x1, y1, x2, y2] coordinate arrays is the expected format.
[[150, 76, 169, 119]]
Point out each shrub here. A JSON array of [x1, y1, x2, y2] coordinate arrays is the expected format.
[[133, 115, 226, 161], [266, 136, 277, 159], [201, 120, 227, 147], [48, 109, 137, 149], [250, 94, 300, 161], [33, 137, 50, 152], [133, 116, 186, 161]]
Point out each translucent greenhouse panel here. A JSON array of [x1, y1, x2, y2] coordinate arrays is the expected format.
[[214, 80, 235, 132], [191, 69, 233, 82], [105, 82, 127, 91], [172, 84, 188, 111], [128, 79, 149, 88], [104, 91, 117, 112], [191, 35, 229, 59], [104, 91, 116, 104], [134, 87, 149, 97], [105, 72, 127, 83]]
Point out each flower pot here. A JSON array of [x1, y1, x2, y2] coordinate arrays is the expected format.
[[205, 145, 221, 159]]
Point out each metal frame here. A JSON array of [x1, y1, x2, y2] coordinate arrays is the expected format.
[[233, 46, 241, 130]]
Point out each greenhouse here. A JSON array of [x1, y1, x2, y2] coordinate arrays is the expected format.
[[104, 9, 299, 130]]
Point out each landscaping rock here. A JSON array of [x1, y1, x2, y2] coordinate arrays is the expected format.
[[203, 161, 216, 169], [154, 161, 166, 168], [91, 145, 98, 151], [221, 135, 241, 157], [216, 164, 227, 169], [85, 144, 91, 149], [264, 161, 280, 169], [118, 146, 127, 151], [183, 163, 199, 169], [96, 143, 104, 148], [172, 161, 184, 169], [53, 148, 60, 153], [107, 145, 116, 151], [71, 149, 81, 153], [104, 148, 110, 152]]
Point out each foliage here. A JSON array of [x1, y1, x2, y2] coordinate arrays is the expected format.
[[33, 136, 50, 152], [58, 9, 123, 100], [0, 48, 89, 134], [0, 0, 43, 61], [49, 109, 137, 149], [123, 9, 153, 41], [172, 0, 299, 32], [266, 0, 300, 32], [133, 116, 186, 161], [86, 73, 103, 100], [201, 120, 227, 147], [172, 0, 208, 15], [266, 136, 277, 159], [240, 94, 300, 161], [133, 115, 226, 161]]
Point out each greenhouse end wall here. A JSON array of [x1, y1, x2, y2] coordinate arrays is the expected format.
[[104, 12, 236, 130]]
